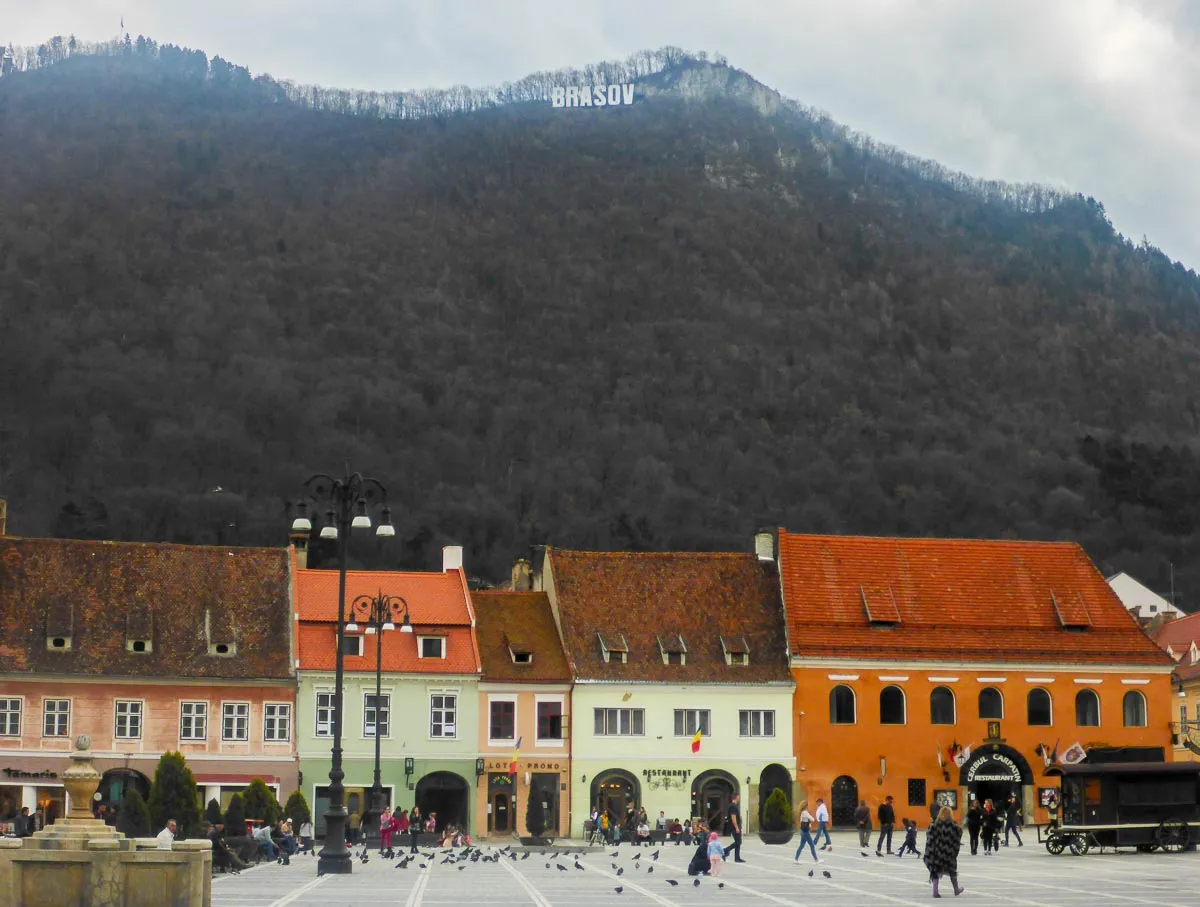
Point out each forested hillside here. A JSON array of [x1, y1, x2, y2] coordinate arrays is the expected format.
[[2, 42, 1200, 599]]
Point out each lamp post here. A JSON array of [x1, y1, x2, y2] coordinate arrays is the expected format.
[[346, 590, 411, 846], [290, 467, 394, 876]]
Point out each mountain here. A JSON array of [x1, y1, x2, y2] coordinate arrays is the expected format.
[[2, 41, 1200, 599]]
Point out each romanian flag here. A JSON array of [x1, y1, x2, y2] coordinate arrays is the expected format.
[[691, 729, 702, 754], [509, 736, 522, 776]]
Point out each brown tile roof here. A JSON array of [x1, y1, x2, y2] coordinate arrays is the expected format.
[[544, 548, 792, 683], [294, 562, 481, 675], [0, 537, 293, 679], [779, 531, 1174, 666], [471, 591, 572, 684]]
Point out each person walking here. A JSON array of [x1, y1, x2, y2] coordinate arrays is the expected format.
[[965, 799, 982, 856], [298, 818, 314, 854], [876, 795, 896, 855], [923, 806, 965, 898], [896, 819, 921, 858], [854, 799, 872, 849], [793, 802, 822, 864], [722, 794, 745, 863], [815, 798, 832, 851], [1004, 794, 1023, 847], [706, 832, 725, 877], [408, 806, 422, 853], [980, 799, 1000, 855]]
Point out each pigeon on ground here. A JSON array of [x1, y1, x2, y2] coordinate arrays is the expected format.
[[418, 863, 427, 869], [807, 870, 814, 878], [521, 853, 529, 860], [617, 867, 624, 876], [646, 866, 653, 874], [614, 887, 623, 894], [666, 879, 678, 886], [575, 862, 585, 871], [694, 878, 701, 887], [545, 863, 551, 869], [822, 870, 832, 878], [611, 851, 620, 857], [719, 883, 725, 889], [650, 850, 660, 860], [458, 866, 465, 871], [634, 852, 641, 860], [556, 864, 568, 872]]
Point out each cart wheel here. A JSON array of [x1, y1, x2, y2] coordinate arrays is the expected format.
[[1155, 820, 1189, 853], [1045, 835, 1066, 855], [1068, 835, 1089, 856]]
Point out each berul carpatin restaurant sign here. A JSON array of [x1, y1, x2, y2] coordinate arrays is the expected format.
[[551, 84, 636, 108], [965, 754, 1021, 783]]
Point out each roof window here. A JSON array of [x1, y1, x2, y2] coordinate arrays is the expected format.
[[720, 635, 751, 666], [657, 633, 687, 666], [598, 631, 629, 664], [861, 584, 901, 627], [1051, 591, 1092, 631]]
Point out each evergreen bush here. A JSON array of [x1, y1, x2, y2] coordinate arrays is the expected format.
[[205, 798, 223, 826], [147, 751, 201, 838], [524, 787, 546, 837], [116, 788, 151, 838], [224, 793, 247, 838], [242, 778, 283, 827], [762, 787, 792, 832]]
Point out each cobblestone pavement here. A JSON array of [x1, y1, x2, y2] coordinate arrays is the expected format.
[[211, 831, 1200, 907]]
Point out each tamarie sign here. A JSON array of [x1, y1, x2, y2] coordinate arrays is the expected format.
[[3, 768, 58, 779], [551, 84, 636, 109]]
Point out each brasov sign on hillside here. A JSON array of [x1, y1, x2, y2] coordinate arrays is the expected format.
[[551, 84, 636, 108]]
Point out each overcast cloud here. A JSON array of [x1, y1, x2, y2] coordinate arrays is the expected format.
[[6, 0, 1199, 268]]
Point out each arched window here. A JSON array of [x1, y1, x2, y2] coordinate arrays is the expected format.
[[1027, 688, 1052, 726], [978, 687, 1004, 719], [1122, 690, 1147, 727], [880, 686, 906, 725], [830, 685, 856, 724], [930, 686, 955, 725], [1075, 689, 1100, 727]]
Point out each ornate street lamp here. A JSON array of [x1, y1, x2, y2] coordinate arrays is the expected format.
[[346, 589, 411, 846], [290, 466, 394, 876]]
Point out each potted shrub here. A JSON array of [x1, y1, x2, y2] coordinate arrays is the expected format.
[[519, 790, 553, 847], [758, 787, 794, 845]]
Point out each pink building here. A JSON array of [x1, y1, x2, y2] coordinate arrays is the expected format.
[[0, 536, 297, 826]]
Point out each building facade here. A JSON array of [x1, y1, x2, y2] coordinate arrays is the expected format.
[[0, 536, 297, 827], [294, 547, 482, 837], [539, 545, 796, 838], [472, 590, 572, 839], [777, 531, 1176, 829], [1149, 611, 1200, 762], [1108, 572, 1183, 622]]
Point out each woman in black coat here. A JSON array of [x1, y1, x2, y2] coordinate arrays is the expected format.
[[924, 807, 964, 898], [965, 800, 982, 855], [687, 837, 711, 876]]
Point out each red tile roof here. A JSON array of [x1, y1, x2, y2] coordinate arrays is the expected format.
[[294, 562, 480, 674], [778, 531, 1173, 666], [0, 537, 292, 679], [1150, 612, 1200, 680], [545, 548, 792, 683], [471, 591, 572, 684]]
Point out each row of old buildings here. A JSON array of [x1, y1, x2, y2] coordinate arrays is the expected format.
[[0, 519, 1177, 839]]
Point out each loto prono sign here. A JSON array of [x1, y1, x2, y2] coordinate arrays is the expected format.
[[551, 84, 636, 109]]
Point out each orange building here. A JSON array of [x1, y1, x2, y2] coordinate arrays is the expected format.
[[471, 590, 572, 840], [777, 531, 1175, 830], [0, 536, 297, 827]]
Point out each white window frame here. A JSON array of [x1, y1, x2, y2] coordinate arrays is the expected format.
[[114, 699, 144, 740], [0, 697, 22, 737], [179, 701, 208, 741], [430, 691, 458, 739], [263, 702, 291, 743], [315, 691, 334, 738], [534, 695, 565, 746], [673, 709, 711, 737], [593, 707, 645, 737], [738, 709, 775, 737], [418, 636, 446, 660], [363, 692, 391, 739], [1122, 690, 1147, 728], [221, 701, 251, 742], [487, 694, 517, 745], [42, 698, 70, 738], [1075, 688, 1101, 728]]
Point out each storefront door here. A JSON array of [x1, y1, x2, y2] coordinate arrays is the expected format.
[[491, 793, 510, 833]]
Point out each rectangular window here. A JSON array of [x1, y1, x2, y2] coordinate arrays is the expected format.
[[537, 701, 563, 741], [908, 778, 927, 807], [115, 700, 142, 739], [0, 699, 20, 737], [315, 692, 334, 737], [264, 703, 291, 742], [420, 637, 446, 659], [364, 694, 390, 738], [340, 635, 363, 657], [180, 701, 208, 741], [738, 709, 775, 737], [673, 709, 711, 737], [43, 699, 70, 738], [430, 694, 457, 738], [593, 707, 645, 736], [222, 702, 250, 741], [1182, 704, 1189, 726], [489, 700, 515, 741]]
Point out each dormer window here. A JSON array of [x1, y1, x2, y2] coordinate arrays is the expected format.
[[46, 635, 72, 652], [510, 647, 533, 665], [1191, 642, 1200, 666], [657, 633, 687, 665], [126, 638, 153, 654], [208, 642, 237, 657], [861, 584, 902, 627], [597, 632, 628, 664], [720, 635, 751, 666], [203, 608, 237, 658], [45, 602, 74, 653], [419, 636, 446, 659]]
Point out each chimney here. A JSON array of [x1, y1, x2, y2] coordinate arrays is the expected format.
[[0, 498, 6, 536], [511, 558, 533, 592], [442, 545, 464, 572], [754, 530, 775, 564], [289, 531, 309, 570]]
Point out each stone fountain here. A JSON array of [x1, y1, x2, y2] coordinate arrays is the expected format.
[[0, 736, 211, 907]]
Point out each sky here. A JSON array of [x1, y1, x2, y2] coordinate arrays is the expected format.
[[5, 0, 1199, 269]]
